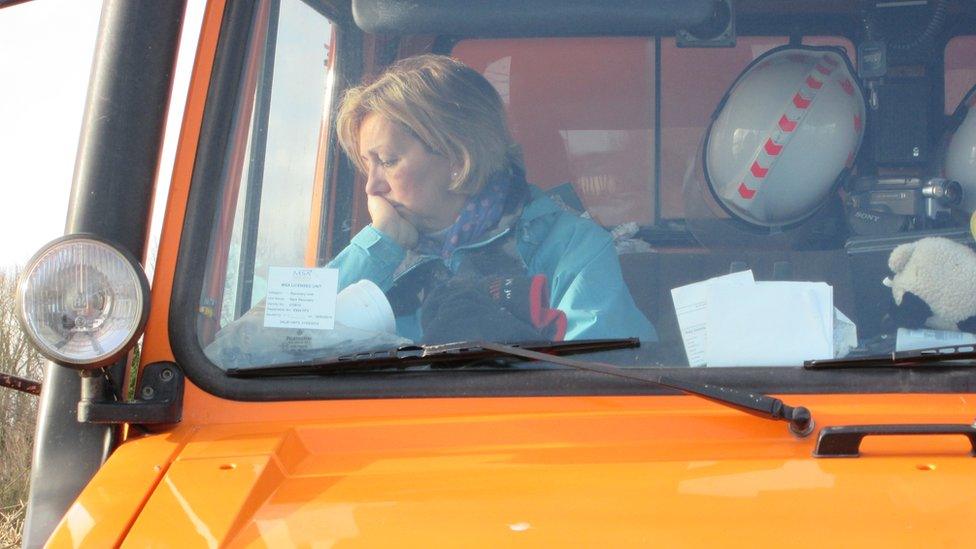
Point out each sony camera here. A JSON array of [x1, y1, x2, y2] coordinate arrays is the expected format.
[[845, 175, 963, 235]]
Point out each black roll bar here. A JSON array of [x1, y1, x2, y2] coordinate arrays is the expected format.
[[22, 1, 186, 546]]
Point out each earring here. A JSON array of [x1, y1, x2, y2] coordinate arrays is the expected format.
[[451, 171, 459, 181]]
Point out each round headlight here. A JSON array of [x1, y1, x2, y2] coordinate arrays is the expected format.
[[16, 235, 149, 369]]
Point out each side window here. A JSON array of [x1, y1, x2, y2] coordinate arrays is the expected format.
[[946, 36, 976, 113], [201, 0, 335, 338]]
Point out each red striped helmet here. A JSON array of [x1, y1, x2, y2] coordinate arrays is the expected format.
[[703, 46, 865, 228], [945, 84, 976, 214]]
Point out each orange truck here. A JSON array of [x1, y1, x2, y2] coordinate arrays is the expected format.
[[6, 0, 976, 546]]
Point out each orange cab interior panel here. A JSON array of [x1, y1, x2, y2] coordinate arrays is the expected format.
[[454, 38, 656, 226]]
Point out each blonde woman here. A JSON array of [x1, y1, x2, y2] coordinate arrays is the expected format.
[[328, 55, 655, 344]]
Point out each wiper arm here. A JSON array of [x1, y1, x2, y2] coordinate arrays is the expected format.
[[804, 344, 976, 369], [227, 338, 814, 437], [225, 338, 640, 377], [476, 342, 814, 438]]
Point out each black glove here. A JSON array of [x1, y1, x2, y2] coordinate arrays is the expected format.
[[483, 274, 567, 341], [420, 276, 542, 344], [420, 274, 568, 344]]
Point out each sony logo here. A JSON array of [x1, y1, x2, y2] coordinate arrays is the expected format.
[[854, 211, 881, 222]]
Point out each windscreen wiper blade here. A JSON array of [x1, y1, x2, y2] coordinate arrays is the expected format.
[[476, 342, 814, 437], [228, 338, 814, 437], [225, 338, 639, 377], [804, 343, 976, 369]]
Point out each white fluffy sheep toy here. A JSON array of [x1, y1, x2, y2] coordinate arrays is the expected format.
[[882, 236, 976, 333]]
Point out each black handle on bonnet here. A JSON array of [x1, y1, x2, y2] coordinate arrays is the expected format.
[[814, 424, 976, 457]]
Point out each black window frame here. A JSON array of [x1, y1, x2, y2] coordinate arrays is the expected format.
[[168, 0, 976, 401]]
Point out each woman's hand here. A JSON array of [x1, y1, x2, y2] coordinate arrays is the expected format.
[[368, 195, 419, 249]]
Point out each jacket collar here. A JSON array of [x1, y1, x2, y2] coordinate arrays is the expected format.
[[520, 185, 564, 224], [391, 185, 563, 280]]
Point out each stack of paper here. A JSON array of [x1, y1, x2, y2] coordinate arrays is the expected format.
[[671, 270, 755, 367], [671, 271, 854, 367]]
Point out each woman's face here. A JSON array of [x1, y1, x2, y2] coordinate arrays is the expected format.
[[358, 113, 466, 233]]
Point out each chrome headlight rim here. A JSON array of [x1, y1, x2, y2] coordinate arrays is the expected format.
[[16, 233, 151, 370]]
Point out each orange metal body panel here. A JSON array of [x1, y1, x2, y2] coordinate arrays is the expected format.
[[48, 393, 976, 547], [45, 429, 194, 547]]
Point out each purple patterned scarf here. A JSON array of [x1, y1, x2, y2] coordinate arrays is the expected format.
[[428, 173, 513, 259]]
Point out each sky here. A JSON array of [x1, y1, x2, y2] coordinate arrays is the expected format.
[[0, 0, 204, 271]]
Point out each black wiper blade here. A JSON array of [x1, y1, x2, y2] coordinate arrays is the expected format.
[[227, 338, 813, 437], [477, 342, 814, 437], [804, 344, 976, 369], [225, 338, 639, 377]]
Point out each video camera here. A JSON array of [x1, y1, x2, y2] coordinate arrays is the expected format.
[[845, 175, 964, 235]]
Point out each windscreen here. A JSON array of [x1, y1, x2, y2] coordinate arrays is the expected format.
[[196, 1, 976, 374]]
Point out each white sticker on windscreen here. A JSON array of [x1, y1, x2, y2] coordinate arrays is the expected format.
[[263, 267, 339, 330]]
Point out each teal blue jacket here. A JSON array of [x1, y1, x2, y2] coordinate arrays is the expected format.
[[327, 186, 657, 343]]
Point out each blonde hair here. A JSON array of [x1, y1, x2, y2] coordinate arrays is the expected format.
[[336, 54, 522, 195]]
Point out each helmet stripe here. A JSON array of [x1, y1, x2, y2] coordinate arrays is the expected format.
[[738, 183, 757, 199], [779, 115, 798, 132], [750, 161, 769, 178], [793, 92, 812, 109], [764, 138, 783, 156], [840, 78, 855, 96]]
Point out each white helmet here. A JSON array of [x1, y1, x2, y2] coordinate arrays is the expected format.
[[702, 46, 866, 228], [944, 84, 976, 214]]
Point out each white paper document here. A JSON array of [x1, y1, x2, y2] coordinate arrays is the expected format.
[[705, 281, 834, 367], [671, 270, 755, 367], [264, 267, 339, 330], [833, 307, 858, 359], [672, 271, 848, 367]]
